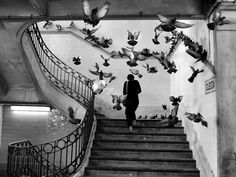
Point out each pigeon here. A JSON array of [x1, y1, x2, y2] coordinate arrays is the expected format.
[[155, 14, 194, 32], [164, 36, 172, 43], [110, 50, 123, 58], [89, 70, 112, 80], [153, 51, 169, 70], [93, 37, 112, 48], [167, 61, 178, 74], [130, 68, 143, 78], [82, 0, 111, 27], [162, 104, 167, 110], [150, 114, 158, 120], [140, 48, 153, 57], [127, 30, 140, 46], [100, 55, 111, 66], [84, 78, 95, 86], [166, 105, 179, 127], [143, 63, 158, 73], [152, 31, 161, 45], [122, 47, 147, 67], [93, 62, 100, 72], [185, 112, 208, 127], [72, 56, 82, 65], [43, 20, 53, 28], [78, 27, 100, 40], [137, 115, 142, 119], [111, 94, 125, 110], [207, 10, 235, 30], [188, 66, 204, 83], [55, 24, 63, 31], [68, 107, 81, 125], [109, 75, 117, 83], [66, 21, 78, 29], [169, 96, 183, 106]]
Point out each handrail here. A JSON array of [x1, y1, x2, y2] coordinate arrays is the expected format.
[[7, 23, 95, 177]]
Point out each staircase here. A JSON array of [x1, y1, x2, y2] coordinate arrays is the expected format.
[[83, 117, 200, 177]]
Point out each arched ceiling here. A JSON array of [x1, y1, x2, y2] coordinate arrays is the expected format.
[[0, 0, 217, 21]]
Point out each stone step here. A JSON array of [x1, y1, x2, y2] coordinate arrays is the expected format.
[[84, 167, 200, 177], [91, 148, 193, 160], [97, 119, 182, 127], [89, 157, 196, 169], [95, 132, 186, 142], [93, 140, 189, 150], [96, 126, 184, 134]]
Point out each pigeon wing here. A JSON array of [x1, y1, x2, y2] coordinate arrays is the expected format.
[[174, 21, 194, 28], [177, 96, 183, 102], [190, 66, 195, 72], [111, 95, 118, 103], [171, 106, 179, 117], [103, 72, 113, 78], [157, 14, 171, 23], [130, 68, 139, 75], [133, 31, 140, 40], [97, 1, 111, 19], [82, 0, 91, 17], [89, 70, 100, 75], [169, 96, 176, 102], [127, 30, 133, 40]]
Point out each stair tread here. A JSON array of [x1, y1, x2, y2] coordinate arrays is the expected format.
[[90, 156, 196, 162], [86, 166, 199, 172], [94, 139, 189, 144], [95, 132, 186, 136], [97, 118, 182, 122], [91, 147, 192, 152]]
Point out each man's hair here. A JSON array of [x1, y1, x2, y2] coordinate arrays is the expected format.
[[127, 74, 134, 81]]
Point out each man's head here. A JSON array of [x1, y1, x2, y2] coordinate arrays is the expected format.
[[127, 74, 134, 81]]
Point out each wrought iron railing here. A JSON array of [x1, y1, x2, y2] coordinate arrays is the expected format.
[[7, 23, 95, 177]]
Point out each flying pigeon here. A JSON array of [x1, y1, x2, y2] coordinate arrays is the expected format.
[[152, 31, 161, 45], [169, 96, 183, 106], [109, 75, 117, 83], [89, 70, 112, 80], [152, 51, 169, 70], [43, 20, 53, 28], [127, 30, 141, 46], [72, 56, 82, 65], [68, 107, 81, 125], [188, 66, 204, 83], [122, 47, 147, 67], [167, 61, 178, 74], [93, 62, 100, 72], [99, 37, 113, 48], [143, 63, 158, 73], [185, 112, 208, 127], [140, 48, 153, 57], [100, 55, 111, 66], [155, 14, 194, 32], [78, 27, 100, 40], [166, 105, 179, 127], [111, 94, 126, 110], [82, 0, 111, 27], [162, 104, 167, 110], [207, 10, 235, 30], [130, 68, 143, 78], [56, 24, 63, 31]]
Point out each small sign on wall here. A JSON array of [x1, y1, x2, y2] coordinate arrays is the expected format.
[[205, 76, 216, 94]]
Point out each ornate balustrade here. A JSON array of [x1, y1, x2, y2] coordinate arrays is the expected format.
[[7, 23, 95, 177]]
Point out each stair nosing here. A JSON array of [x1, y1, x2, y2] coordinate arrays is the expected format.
[[97, 119, 182, 122]]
